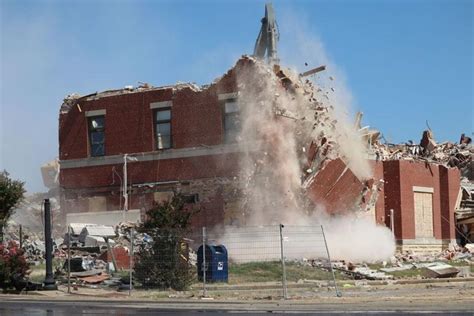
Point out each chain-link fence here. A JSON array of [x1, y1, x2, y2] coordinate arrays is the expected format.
[[127, 224, 340, 299], [11, 223, 341, 298]]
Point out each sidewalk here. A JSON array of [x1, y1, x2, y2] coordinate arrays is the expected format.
[[1, 278, 473, 306]]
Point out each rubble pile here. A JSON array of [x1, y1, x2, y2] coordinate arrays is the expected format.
[[47, 221, 146, 289], [297, 244, 473, 281], [372, 130, 473, 178], [369, 130, 473, 246], [393, 246, 473, 264]]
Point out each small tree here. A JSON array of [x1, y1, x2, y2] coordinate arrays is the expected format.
[[134, 193, 197, 290], [0, 171, 25, 242]]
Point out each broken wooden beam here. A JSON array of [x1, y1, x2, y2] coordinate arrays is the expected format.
[[300, 65, 326, 77]]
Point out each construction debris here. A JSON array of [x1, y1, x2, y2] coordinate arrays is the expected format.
[[422, 263, 459, 278], [300, 65, 326, 77], [371, 130, 473, 179]]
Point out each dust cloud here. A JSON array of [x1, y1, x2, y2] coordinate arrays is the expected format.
[[217, 37, 395, 263]]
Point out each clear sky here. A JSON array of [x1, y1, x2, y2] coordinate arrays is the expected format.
[[1, 0, 473, 192]]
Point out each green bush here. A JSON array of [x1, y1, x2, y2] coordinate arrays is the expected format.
[[134, 193, 197, 291], [0, 241, 29, 289]]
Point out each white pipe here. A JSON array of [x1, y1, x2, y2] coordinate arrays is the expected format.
[[390, 209, 395, 238], [123, 154, 128, 221]]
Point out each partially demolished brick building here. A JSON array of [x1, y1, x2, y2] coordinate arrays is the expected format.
[[58, 56, 465, 252]]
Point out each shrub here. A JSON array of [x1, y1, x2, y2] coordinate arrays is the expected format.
[[0, 241, 29, 289], [134, 193, 197, 290]]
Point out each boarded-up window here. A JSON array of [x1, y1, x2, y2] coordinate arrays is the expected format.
[[414, 191, 434, 238]]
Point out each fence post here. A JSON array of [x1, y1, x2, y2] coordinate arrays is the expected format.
[[67, 225, 71, 294], [202, 226, 207, 297], [321, 225, 341, 297], [129, 228, 134, 296], [19, 225, 23, 249], [279, 224, 288, 299]]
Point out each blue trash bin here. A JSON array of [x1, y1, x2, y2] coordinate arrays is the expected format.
[[197, 244, 228, 282]]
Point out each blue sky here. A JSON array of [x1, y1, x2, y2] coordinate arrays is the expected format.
[[1, 0, 472, 192]]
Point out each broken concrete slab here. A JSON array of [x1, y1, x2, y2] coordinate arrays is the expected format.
[[422, 263, 459, 278], [78, 225, 116, 243]]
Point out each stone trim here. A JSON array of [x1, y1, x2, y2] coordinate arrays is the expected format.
[[60, 143, 242, 169], [397, 238, 442, 245], [150, 101, 172, 109], [218, 92, 238, 100], [85, 109, 106, 117], [413, 186, 434, 193]]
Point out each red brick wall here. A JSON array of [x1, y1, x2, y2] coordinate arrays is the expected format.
[[446, 167, 461, 239], [383, 160, 403, 239], [382, 160, 459, 241], [439, 165, 460, 240], [59, 64, 239, 161], [60, 153, 240, 189], [306, 158, 365, 214]]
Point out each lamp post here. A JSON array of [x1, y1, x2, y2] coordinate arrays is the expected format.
[[43, 199, 57, 290], [123, 154, 138, 219]]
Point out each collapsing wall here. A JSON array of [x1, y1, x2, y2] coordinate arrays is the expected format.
[[218, 56, 395, 262]]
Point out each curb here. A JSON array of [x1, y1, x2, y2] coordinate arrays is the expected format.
[[199, 276, 474, 291]]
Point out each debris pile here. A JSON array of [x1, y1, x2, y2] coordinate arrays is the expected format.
[[371, 130, 473, 178], [301, 244, 473, 281], [456, 180, 474, 244]]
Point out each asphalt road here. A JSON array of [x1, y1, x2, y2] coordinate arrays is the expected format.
[[0, 300, 473, 316]]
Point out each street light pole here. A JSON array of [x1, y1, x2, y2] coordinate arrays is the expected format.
[[43, 199, 57, 290]]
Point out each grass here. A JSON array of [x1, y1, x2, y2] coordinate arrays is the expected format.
[[27, 258, 64, 283], [227, 261, 348, 284], [387, 268, 428, 279], [444, 260, 474, 273]]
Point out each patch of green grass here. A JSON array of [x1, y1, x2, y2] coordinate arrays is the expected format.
[[229, 261, 282, 284], [228, 261, 348, 284], [366, 263, 385, 270], [445, 260, 474, 272], [285, 262, 348, 281], [387, 268, 427, 279]]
